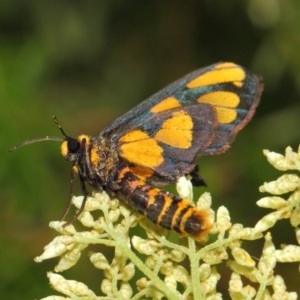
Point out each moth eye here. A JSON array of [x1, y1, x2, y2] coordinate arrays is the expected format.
[[68, 139, 80, 153]]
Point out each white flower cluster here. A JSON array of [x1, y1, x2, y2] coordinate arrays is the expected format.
[[37, 146, 300, 300]]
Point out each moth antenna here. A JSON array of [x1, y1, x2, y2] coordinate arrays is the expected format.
[[9, 115, 69, 152], [52, 115, 69, 138], [9, 136, 63, 152]]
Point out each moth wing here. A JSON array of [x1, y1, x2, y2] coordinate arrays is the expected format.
[[102, 62, 262, 176], [118, 105, 217, 176], [102, 62, 262, 155]]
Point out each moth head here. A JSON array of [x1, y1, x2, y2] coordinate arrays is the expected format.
[[61, 134, 92, 163]]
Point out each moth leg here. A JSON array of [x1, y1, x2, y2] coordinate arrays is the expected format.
[[60, 165, 78, 222], [189, 165, 207, 187], [62, 172, 89, 226]]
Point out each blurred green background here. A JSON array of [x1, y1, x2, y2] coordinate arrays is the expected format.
[[1, 1, 300, 299]]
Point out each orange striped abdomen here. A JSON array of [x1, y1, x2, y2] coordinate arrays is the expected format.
[[116, 167, 211, 240]]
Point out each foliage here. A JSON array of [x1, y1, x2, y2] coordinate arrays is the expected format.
[[2, 1, 300, 299], [36, 146, 300, 299]]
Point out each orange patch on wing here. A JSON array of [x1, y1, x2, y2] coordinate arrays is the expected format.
[[186, 63, 245, 88], [197, 91, 240, 124], [120, 130, 164, 168], [150, 97, 181, 113], [119, 130, 149, 143], [215, 107, 237, 124], [130, 166, 154, 178], [198, 91, 240, 108], [154, 111, 193, 149], [214, 62, 237, 69], [233, 81, 243, 87]]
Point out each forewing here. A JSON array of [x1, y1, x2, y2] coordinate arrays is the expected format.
[[101, 62, 262, 176], [118, 105, 217, 176]]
